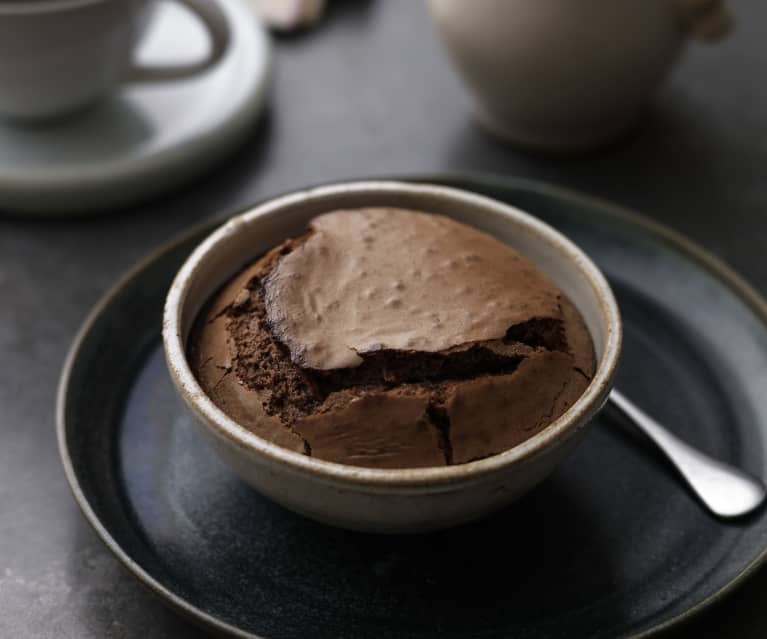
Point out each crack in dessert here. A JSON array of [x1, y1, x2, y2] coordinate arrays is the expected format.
[[188, 208, 595, 468]]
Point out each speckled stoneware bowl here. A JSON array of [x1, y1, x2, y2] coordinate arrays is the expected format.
[[163, 181, 622, 533]]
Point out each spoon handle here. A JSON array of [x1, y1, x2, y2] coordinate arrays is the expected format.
[[608, 389, 766, 519]]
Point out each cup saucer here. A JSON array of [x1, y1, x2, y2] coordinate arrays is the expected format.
[[0, 0, 269, 216]]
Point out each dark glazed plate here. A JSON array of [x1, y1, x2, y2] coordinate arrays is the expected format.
[[58, 175, 767, 639]]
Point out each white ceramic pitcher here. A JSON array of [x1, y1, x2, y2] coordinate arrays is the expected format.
[[428, 0, 731, 150]]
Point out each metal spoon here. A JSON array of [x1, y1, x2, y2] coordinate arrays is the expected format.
[[608, 389, 767, 519]]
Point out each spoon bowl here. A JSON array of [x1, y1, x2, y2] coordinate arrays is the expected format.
[[609, 389, 767, 519]]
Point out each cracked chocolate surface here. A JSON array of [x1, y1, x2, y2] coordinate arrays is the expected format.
[[188, 208, 595, 469]]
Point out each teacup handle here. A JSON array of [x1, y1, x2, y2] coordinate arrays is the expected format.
[[126, 0, 231, 82], [676, 0, 733, 41]]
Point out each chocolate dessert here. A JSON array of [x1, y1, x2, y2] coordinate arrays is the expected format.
[[189, 208, 595, 469]]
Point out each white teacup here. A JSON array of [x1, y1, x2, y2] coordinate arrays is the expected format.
[[0, 0, 231, 121], [428, 0, 732, 150]]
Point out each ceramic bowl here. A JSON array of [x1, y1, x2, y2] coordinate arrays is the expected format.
[[163, 181, 622, 533]]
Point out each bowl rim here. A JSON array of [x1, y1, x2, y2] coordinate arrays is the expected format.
[[163, 180, 622, 488]]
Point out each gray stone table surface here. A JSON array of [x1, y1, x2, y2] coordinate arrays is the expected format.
[[1, 1, 766, 637]]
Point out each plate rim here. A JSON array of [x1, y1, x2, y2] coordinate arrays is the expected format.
[[57, 172, 767, 639]]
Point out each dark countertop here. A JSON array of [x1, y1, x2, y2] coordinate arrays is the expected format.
[[2, 1, 766, 637]]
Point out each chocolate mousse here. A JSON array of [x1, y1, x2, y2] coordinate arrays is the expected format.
[[188, 208, 595, 469]]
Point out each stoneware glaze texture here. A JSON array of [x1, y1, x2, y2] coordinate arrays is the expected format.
[[163, 181, 622, 533]]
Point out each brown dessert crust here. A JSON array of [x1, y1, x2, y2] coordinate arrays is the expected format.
[[188, 208, 596, 469]]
